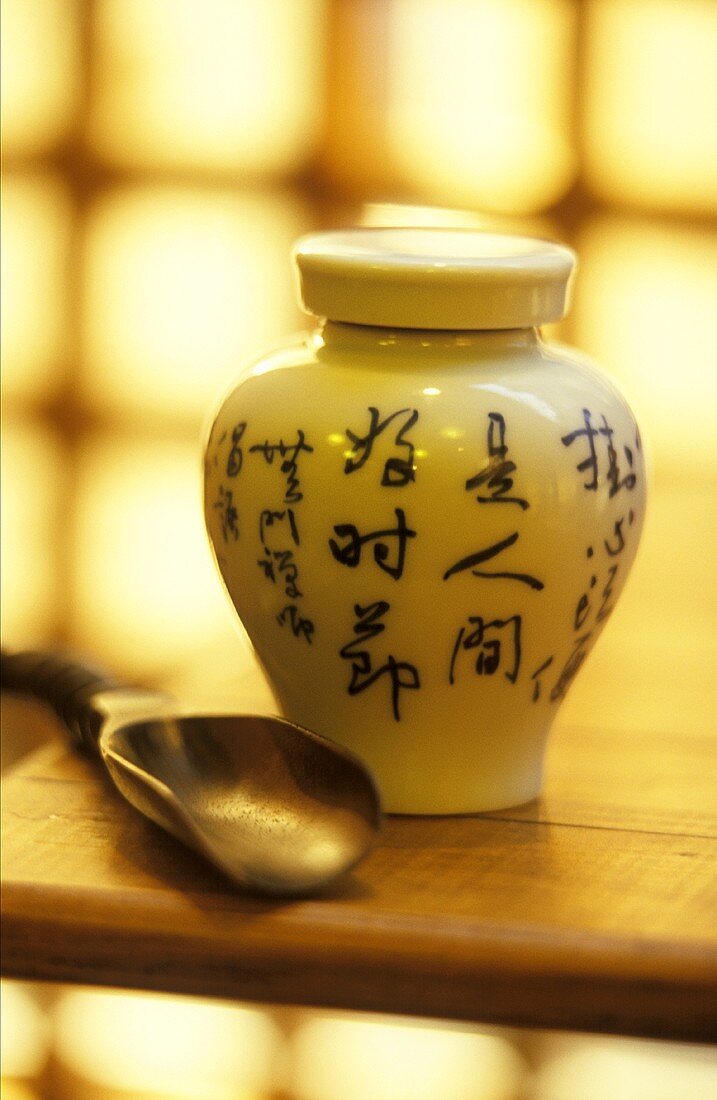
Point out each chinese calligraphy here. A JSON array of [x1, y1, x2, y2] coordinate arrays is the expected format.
[[250, 431, 314, 504], [443, 532, 544, 590], [212, 485, 239, 542], [227, 421, 247, 477], [339, 601, 420, 721], [329, 508, 416, 580], [465, 412, 529, 509], [443, 412, 543, 591], [562, 409, 639, 497], [344, 406, 419, 487], [212, 422, 316, 643], [449, 615, 522, 686]]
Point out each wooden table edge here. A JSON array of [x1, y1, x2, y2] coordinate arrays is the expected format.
[[4, 878, 716, 1043]]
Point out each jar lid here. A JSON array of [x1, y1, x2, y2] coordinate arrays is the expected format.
[[294, 228, 576, 330]]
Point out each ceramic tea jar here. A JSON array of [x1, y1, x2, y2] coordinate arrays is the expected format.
[[204, 229, 646, 813]]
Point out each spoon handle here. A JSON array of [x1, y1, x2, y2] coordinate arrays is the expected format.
[[1, 648, 123, 752]]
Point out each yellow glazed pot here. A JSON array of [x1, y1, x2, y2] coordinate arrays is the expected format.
[[204, 229, 646, 813]]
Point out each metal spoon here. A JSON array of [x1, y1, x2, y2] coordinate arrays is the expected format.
[[0, 649, 381, 896]]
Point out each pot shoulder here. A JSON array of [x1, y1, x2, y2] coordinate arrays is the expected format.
[[205, 337, 643, 500]]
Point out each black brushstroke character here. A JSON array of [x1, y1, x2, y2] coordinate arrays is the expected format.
[[561, 408, 600, 491], [596, 563, 618, 623], [344, 407, 419, 487], [259, 508, 300, 547], [600, 416, 638, 498], [226, 422, 247, 477], [258, 548, 302, 599], [550, 633, 592, 702], [449, 615, 522, 686], [339, 601, 420, 721], [443, 531, 544, 590], [277, 604, 314, 644], [212, 485, 239, 542], [604, 517, 626, 557], [466, 412, 528, 509], [249, 431, 314, 503], [530, 656, 554, 702], [562, 409, 638, 496], [329, 508, 416, 580]]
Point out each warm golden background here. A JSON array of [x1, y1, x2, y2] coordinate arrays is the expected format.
[[2, 0, 716, 1097]]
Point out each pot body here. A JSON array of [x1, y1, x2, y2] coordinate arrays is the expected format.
[[204, 322, 646, 813]]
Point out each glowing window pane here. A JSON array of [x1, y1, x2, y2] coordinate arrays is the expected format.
[[1, 175, 71, 400], [90, 0, 325, 172], [573, 218, 717, 474], [72, 436, 233, 677], [0, 0, 79, 155], [532, 1036, 717, 1100], [83, 187, 305, 422], [585, 1, 717, 212], [54, 989, 281, 1096], [0, 982, 51, 1081], [294, 1013, 524, 1100], [1, 418, 62, 645], [387, 0, 576, 214]]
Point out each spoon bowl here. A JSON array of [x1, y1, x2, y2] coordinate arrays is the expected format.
[[1, 651, 382, 896], [102, 711, 381, 895]]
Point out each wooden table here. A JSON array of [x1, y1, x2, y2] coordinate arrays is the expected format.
[[3, 685, 716, 1044], [3, 485, 717, 1043]]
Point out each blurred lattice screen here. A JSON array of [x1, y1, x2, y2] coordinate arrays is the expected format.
[[2, 0, 716, 686]]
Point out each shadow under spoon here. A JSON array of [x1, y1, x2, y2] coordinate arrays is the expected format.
[[1, 649, 382, 897]]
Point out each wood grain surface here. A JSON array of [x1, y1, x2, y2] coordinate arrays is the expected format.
[[3, 699, 716, 1043]]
